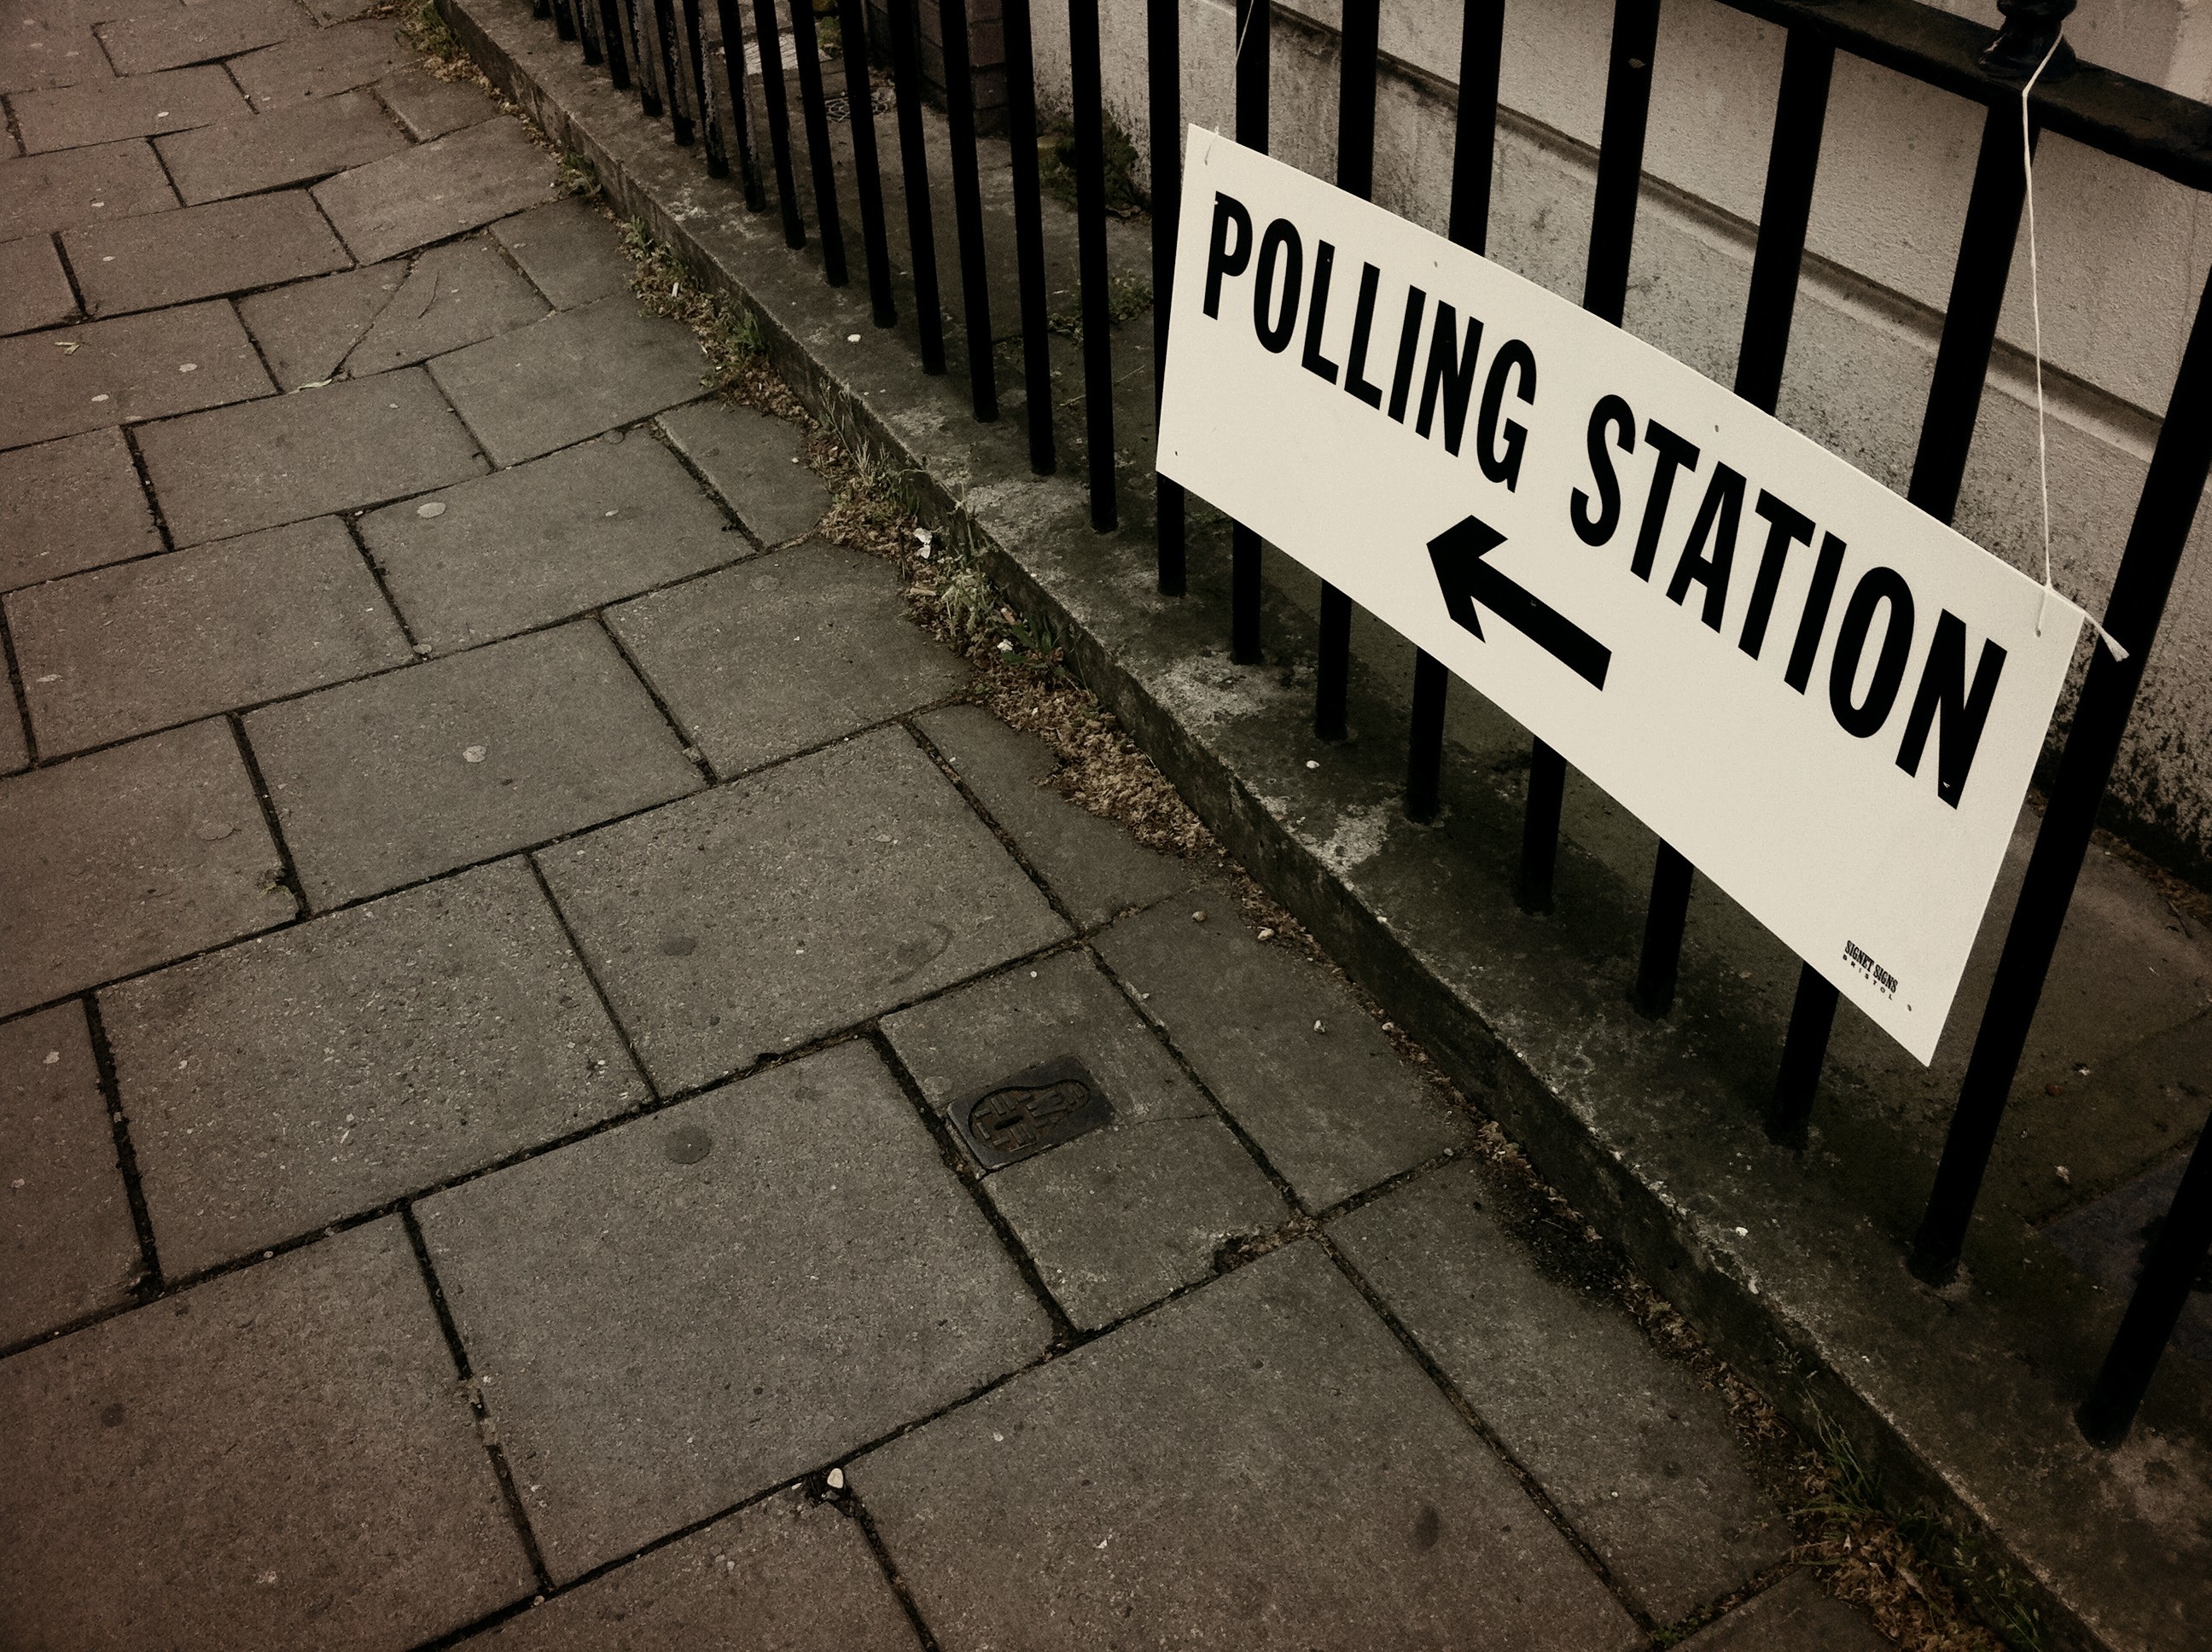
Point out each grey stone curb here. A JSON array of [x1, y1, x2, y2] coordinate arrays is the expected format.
[[438, 4, 2211, 1647]]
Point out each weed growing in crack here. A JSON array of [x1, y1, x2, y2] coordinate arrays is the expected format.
[[556, 150, 602, 198], [1036, 111, 1146, 218], [1790, 1411, 2038, 1652], [1047, 276, 1152, 344], [620, 220, 771, 391], [401, 0, 461, 62]]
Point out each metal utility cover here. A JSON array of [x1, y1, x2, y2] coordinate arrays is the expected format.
[[950, 1055, 1113, 1170]]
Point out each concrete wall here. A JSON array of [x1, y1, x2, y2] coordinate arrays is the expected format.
[[1012, 0, 2212, 879]]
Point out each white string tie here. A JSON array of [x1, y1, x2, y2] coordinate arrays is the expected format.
[[2017, 34, 2128, 660]]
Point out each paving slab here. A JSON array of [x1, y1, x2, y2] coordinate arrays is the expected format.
[[156, 86, 409, 204], [0, 298, 273, 452], [652, 398, 830, 547], [0, 15, 113, 95], [376, 63, 498, 140], [0, 137, 175, 241], [882, 949, 1288, 1328], [343, 235, 547, 374], [0, 426, 164, 590], [853, 1240, 1641, 1651], [0, 231, 79, 336], [0, 1219, 535, 1650], [919, 704, 1196, 927], [417, 1041, 1054, 1581], [430, 294, 708, 464], [65, 187, 352, 317], [97, 0, 312, 74], [104, 857, 651, 1276], [489, 193, 632, 309], [315, 117, 556, 264], [1679, 1572, 1889, 1650], [8, 515, 412, 754], [0, 719, 295, 1016], [228, 15, 417, 105], [245, 620, 699, 907], [1094, 899, 1470, 1210], [470, 1489, 920, 1651], [11, 62, 243, 154], [607, 545, 968, 777], [135, 366, 485, 545], [1330, 1162, 1791, 1625], [0, 694, 26, 774], [538, 724, 1068, 1091], [0, 1002, 142, 1348], [362, 430, 737, 651], [238, 258, 405, 387]]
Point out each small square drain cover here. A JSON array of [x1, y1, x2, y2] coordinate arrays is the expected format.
[[949, 1055, 1112, 1170]]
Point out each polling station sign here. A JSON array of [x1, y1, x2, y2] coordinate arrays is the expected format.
[[1155, 131, 2088, 1063]]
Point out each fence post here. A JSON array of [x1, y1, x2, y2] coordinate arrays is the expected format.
[[1150, 0, 1185, 590], [1404, 0, 1505, 825], [1005, 0, 1057, 471], [1228, 0, 1269, 662]]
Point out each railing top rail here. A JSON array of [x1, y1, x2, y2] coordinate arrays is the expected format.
[[1717, 0, 2212, 192]]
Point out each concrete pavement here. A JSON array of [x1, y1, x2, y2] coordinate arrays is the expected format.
[[0, 8, 1891, 1647]]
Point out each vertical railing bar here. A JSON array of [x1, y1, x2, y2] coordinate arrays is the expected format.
[[1912, 261, 2212, 1283], [1228, 0, 1269, 663], [578, 0, 605, 67], [1738, 31, 1846, 1133], [1632, 844, 1694, 1015], [715, 0, 769, 206], [786, 0, 850, 283], [888, 0, 947, 375], [1071, 0, 1115, 523], [1777, 83, 2032, 1127], [1575, 0, 1701, 1019], [597, 0, 632, 88], [1150, 0, 1185, 590], [1771, 97, 2037, 1211], [838, 0, 897, 320], [730, 5, 768, 207], [2076, 1108, 2212, 1446], [1004, 0, 1057, 470], [942, 0, 998, 419], [1733, 33, 1831, 413], [1518, 0, 1656, 916], [752, 0, 807, 243], [1405, 0, 1503, 824], [1581, 0, 1659, 326], [1313, 0, 1377, 742], [1910, 103, 2038, 526], [653, 0, 696, 143], [679, 0, 730, 177], [552, 0, 579, 43], [626, 0, 666, 117]]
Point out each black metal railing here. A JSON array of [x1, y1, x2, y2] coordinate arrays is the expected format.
[[522, 0, 2212, 1448]]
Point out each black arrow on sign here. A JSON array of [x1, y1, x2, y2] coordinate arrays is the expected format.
[[1427, 515, 1612, 690]]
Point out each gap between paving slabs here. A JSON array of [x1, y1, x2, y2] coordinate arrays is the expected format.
[[466, 65, 2040, 1652]]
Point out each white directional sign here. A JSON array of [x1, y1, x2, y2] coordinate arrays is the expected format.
[[1156, 131, 2088, 1062]]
